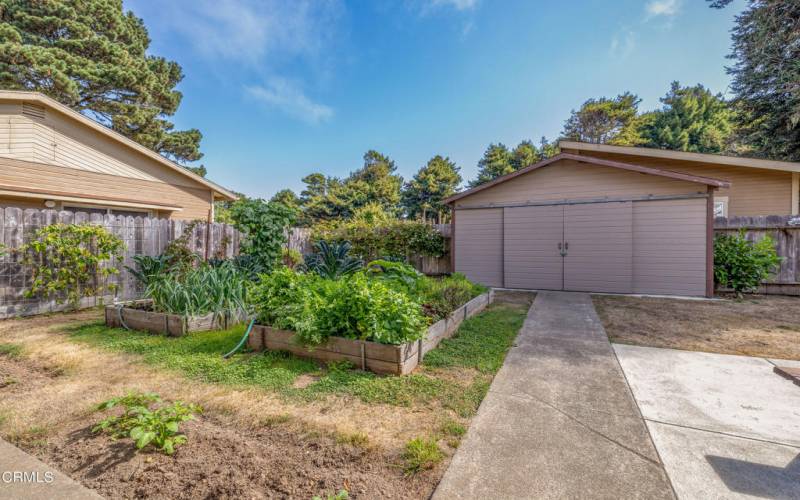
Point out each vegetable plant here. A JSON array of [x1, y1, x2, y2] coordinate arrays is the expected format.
[[714, 230, 781, 295], [93, 391, 201, 455], [144, 262, 249, 319], [126, 255, 171, 287], [21, 223, 125, 307], [229, 198, 296, 271], [301, 241, 363, 279]]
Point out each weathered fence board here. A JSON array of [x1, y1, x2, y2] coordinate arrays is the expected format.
[[715, 215, 800, 294], [0, 208, 240, 319]]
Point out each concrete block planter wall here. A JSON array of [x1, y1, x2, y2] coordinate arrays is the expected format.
[[247, 289, 495, 375], [105, 300, 236, 337]]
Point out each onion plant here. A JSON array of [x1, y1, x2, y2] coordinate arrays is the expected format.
[[144, 262, 249, 320]]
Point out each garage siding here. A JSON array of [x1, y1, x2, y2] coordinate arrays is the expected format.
[[632, 199, 707, 296], [454, 208, 503, 287]]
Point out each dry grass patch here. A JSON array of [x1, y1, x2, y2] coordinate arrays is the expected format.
[[594, 294, 800, 360]]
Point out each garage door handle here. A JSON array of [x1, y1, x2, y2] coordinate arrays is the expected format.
[[564, 242, 569, 250]]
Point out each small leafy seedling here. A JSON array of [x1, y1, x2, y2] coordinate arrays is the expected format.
[[312, 490, 349, 500], [402, 437, 443, 475], [93, 391, 201, 455]]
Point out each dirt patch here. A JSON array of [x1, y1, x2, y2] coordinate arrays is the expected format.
[[593, 294, 800, 360], [38, 415, 435, 500]]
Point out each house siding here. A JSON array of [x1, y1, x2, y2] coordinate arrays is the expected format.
[[566, 150, 793, 217], [0, 157, 212, 220]]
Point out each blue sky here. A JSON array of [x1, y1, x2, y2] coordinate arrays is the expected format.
[[124, 0, 746, 199]]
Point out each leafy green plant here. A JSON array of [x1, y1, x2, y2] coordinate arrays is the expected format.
[[161, 220, 201, 275], [93, 391, 201, 455], [282, 247, 303, 269], [365, 259, 423, 293], [312, 217, 446, 261], [209, 254, 266, 281], [126, 254, 171, 287], [402, 437, 443, 474], [251, 268, 427, 345], [229, 199, 296, 271], [714, 230, 781, 295], [21, 223, 125, 307], [144, 262, 249, 318], [0, 343, 23, 358], [301, 241, 363, 279]]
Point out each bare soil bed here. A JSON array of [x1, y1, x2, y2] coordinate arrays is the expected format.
[[593, 294, 800, 360]]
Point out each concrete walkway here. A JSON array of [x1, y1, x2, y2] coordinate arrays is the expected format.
[[0, 438, 102, 500], [434, 291, 674, 499], [615, 345, 800, 499]]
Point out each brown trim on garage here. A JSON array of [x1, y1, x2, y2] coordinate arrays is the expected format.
[[453, 192, 709, 210], [707, 186, 716, 298], [444, 153, 730, 204]]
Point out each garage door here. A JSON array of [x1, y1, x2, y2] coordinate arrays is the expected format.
[[454, 208, 503, 287], [504, 205, 564, 290], [564, 202, 632, 293], [455, 198, 706, 296]]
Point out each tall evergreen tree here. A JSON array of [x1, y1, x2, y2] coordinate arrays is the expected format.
[[0, 0, 203, 166], [709, 0, 800, 160], [511, 140, 541, 170], [469, 143, 513, 187], [642, 82, 734, 154], [347, 150, 403, 212], [401, 155, 462, 223], [562, 92, 645, 145]]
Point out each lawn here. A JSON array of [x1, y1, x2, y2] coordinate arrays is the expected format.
[[593, 294, 800, 360], [0, 297, 531, 499]]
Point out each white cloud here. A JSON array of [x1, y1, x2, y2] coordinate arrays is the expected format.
[[429, 0, 478, 10], [160, 0, 341, 66], [246, 79, 333, 124], [645, 0, 682, 19], [609, 29, 636, 59]]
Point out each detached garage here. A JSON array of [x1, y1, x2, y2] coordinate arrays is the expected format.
[[446, 153, 730, 297]]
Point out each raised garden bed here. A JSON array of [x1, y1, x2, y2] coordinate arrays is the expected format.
[[104, 300, 240, 337], [247, 290, 495, 375]]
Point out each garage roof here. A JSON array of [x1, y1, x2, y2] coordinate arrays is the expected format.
[[444, 153, 731, 204], [560, 141, 800, 173]]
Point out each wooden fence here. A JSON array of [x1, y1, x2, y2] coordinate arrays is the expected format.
[[0, 208, 240, 319], [715, 215, 800, 295]]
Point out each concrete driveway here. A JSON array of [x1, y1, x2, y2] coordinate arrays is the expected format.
[[615, 345, 800, 499]]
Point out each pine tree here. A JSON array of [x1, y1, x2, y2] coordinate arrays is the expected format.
[[709, 0, 800, 160], [562, 93, 645, 145], [469, 143, 513, 187], [511, 140, 541, 170], [642, 82, 734, 154], [0, 0, 203, 166], [401, 155, 462, 222]]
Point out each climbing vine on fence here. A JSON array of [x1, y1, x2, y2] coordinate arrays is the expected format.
[[21, 223, 126, 307]]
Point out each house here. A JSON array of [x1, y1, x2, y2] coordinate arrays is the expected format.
[[559, 141, 800, 217], [0, 91, 237, 221]]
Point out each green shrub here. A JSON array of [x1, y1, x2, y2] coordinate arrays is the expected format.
[[21, 223, 125, 307], [93, 392, 201, 455], [365, 259, 423, 294], [312, 217, 446, 261], [144, 262, 249, 318], [714, 230, 781, 295], [251, 269, 427, 345], [402, 437, 443, 474]]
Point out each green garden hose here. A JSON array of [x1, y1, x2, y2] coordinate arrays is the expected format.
[[223, 318, 256, 359]]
